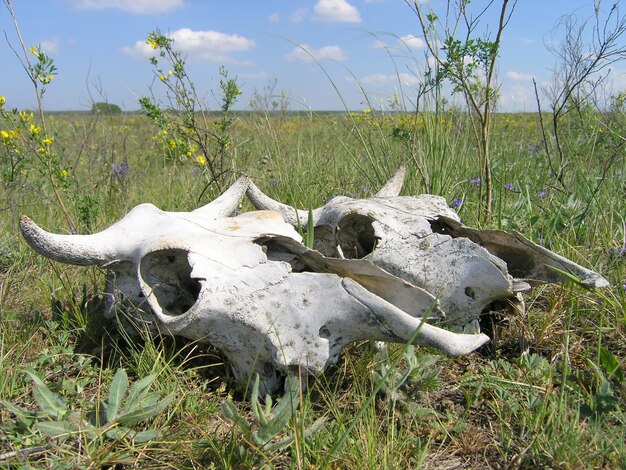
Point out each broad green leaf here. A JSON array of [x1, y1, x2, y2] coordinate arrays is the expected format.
[[25, 371, 68, 419], [117, 393, 173, 427], [599, 347, 624, 384], [2, 400, 36, 421], [107, 369, 129, 421], [125, 374, 156, 409], [132, 429, 160, 443], [220, 400, 252, 437], [35, 420, 78, 437]]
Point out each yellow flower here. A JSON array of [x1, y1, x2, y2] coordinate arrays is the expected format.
[[29, 124, 41, 135], [159, 75, 166, 81], [29, 45, 40, 58], [196, 155, 207, 165], [60, 169, 68, 178], [0, 130, 8, 140], [186, 151, 192, 157], [41, 136, 54, 145], [146, 39, 158, 49], [168, 139, 177, 149], [19, 111, 30, 122], [168, 70, 173, 76], [0, 96, 5, 107]]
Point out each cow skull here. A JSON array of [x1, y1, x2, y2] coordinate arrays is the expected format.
[[20, 176, 490, 394], [246, 167, 609, 334]]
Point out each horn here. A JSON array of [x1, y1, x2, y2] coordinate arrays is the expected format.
[[341, 278, 489, 355], [193, 174, 250, 218], [246, 180, 324, 227], [20, 216, 119, 266], [375, 164, 408, 197]]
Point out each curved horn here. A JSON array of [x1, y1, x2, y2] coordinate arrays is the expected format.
[[375, 164, 407, 197], [246, 180, 324, 227], [193, 174, 250, 218], [20, 216, 120, 266]]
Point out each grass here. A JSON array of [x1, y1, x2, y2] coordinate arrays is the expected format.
[[1, 105, 625, 468]]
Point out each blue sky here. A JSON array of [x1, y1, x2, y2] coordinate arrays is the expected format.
[[1, 0, 624, 111]]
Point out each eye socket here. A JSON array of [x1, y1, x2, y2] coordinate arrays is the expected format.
[[139, 248, 201, 316], [336, 214, 377, 259]]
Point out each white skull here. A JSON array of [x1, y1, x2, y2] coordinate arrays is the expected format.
[[20, 176, 490, 394], [246, 166, 609, 334]]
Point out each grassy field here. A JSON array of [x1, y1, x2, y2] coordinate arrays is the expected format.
[[1, 106, 625, 468]]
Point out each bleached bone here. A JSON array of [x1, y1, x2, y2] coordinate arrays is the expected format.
[[247, 167, 609, 333], [20, 175, 489, 394]]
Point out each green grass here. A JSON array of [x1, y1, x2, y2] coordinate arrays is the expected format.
[[1, 107, 625, 468]]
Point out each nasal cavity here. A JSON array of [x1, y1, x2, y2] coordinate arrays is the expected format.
[[139, 248, 201, 316], [336, 213, 377, 259]]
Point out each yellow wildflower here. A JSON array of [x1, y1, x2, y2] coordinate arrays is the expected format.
[[19, 111, 33, 122], [29, 124, 41, 135], [196, 155, 207, 165], [168, 70, 173, 76], [29, 45, 40, 58], [186, 151, 192, 157], [159, 75, 166, 81], [0, 130, 8, 140], [60, 169, 68, 178], [168, 139, 177, 149], [41, 136, 54, 145], [146, 39, 158, 49], [0, 96, 5, 107]]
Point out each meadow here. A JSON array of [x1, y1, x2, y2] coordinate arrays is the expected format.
[[0, 103, 625, 468]]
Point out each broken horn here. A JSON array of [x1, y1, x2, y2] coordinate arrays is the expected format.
[[375, 164, 408, 197], [192, 174, 250, 218], [20, 215, 121, 266]]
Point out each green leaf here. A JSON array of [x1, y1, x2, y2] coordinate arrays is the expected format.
[[306, 207, 315, 249], [116, 393, 173, 427], [2, 400, 36, 421], [25, 371, 68, 419], [599, 347, 624, 384], [220, 400, 252, 437], [107, 369, 129, 422], [132, 429, 160, 443], [35, 420, 78, 438], [250, 374, 269, 427], [125, 374, 156, 409]]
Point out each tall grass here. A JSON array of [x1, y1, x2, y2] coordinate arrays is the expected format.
[[1, 98, 625, 467]]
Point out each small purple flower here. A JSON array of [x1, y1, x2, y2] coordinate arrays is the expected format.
[[536, 190, 547, 200], [451, 198, 463, 209], [505, 182, 514, 191], [528, 143, 541, 156], [110, 162, 130, 179], [468, 177, 481, 188]]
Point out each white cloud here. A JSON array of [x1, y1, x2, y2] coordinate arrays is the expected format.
[[68, 0, 182, 14], [290, 7, 309, 23], [122, 28, 255, 64], [313, 0, 361, 23], [357, 72, 421, 87], [40, 39, 60, 55], [269, 12, 280, 22], [399, 34, 426, 49], [285, 45, 347, 62], [506, 71, 534, 81]]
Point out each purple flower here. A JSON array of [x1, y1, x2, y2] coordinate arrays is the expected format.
[[451, 198, 463, 209], [468, 177, 481, 188], [536, 190, 547, 200], [110, 162, 130, 179], [505, 182, 514, 191]]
